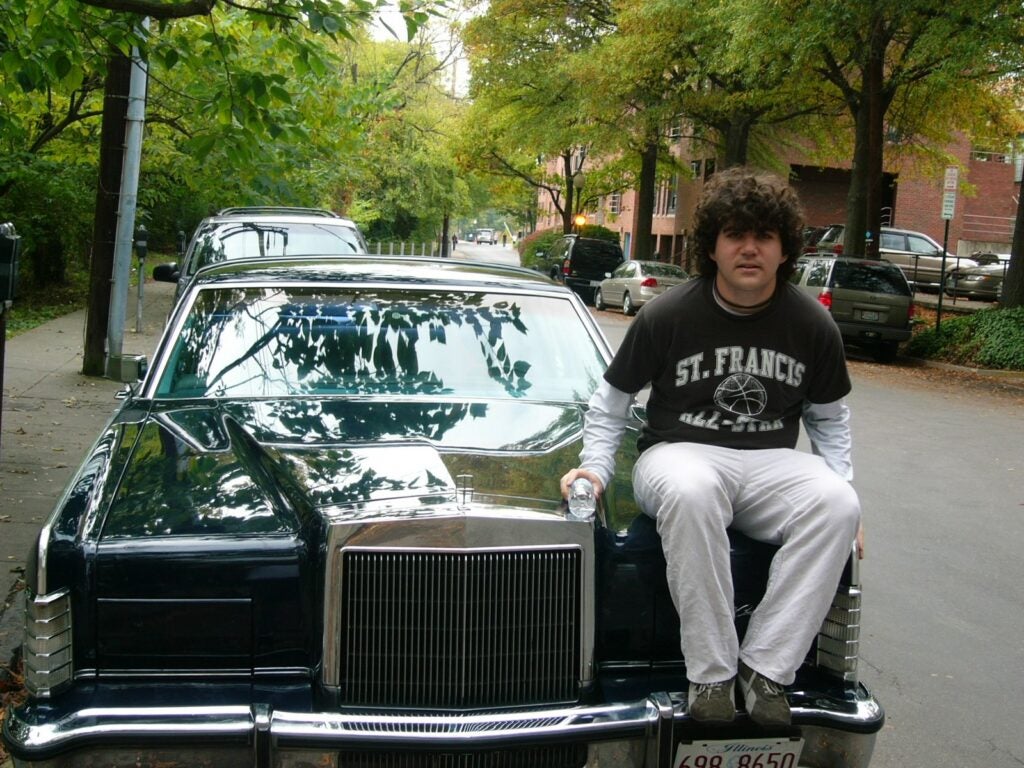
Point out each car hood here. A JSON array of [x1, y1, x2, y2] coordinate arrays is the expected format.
[[99, 399, 588, 538]]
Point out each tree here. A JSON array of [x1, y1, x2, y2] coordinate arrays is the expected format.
[[740, 0, 1024, 258], [459, 0, 622, 235]]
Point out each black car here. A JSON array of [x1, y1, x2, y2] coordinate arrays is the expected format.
[[535, 235, 625, 304], [3, 257, 883, 768]]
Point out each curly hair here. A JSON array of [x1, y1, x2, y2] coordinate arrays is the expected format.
[[692, 166, 805, 282]]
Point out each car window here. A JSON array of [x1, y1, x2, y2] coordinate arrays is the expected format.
[[157, 287, 607, 402], [644, 263, 687, 278], [806, 260, 831, 288], [880, 232, 905, 250], [187, 222, 365, 274], [572, 241, 624, 271], [789, 261, 807, 284], [830, 261, 911, 296], [907, 234, 939, 255]]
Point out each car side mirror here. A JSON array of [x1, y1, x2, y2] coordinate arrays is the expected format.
[[153, 263, 180, 283]]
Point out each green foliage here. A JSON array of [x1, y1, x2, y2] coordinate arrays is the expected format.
[[0, 157, 96, 287], [518, 228, 562, 270], [578, 224, 618, 243], [905, 307, 1024, 371]]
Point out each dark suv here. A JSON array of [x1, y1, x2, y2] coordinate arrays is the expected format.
[[791, 255, 913, 362], [536, 235, 625, 303]]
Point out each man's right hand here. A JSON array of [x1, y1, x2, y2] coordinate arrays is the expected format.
[[559, 468, 604, 500]]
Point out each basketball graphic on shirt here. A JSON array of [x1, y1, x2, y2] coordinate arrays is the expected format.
[[713, 373, 767, 417]]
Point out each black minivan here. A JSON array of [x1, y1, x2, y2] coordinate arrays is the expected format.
[[537, 235, 625, 304]]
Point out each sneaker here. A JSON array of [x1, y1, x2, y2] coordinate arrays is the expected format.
[[687, 678, 736, 723], [738, 662, 791, 726]]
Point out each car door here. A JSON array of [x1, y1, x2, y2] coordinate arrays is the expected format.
[[605, 262, 635, 304], [905, 233, 945, 284]]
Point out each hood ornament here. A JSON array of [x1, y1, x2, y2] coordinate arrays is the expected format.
[[456, 474, 474, 508]]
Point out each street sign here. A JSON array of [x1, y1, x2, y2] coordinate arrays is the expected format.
[[943, 165, 959, 191], [941, 166, 958, 220], [941, 191, 956, 220]]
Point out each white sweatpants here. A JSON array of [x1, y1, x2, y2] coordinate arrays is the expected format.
[[632, 442, 860, 686]]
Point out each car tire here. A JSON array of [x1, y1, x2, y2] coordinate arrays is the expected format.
[[594, 289, 606, 311], [623, 293, 636, 316], [872, 341, 900, 364]]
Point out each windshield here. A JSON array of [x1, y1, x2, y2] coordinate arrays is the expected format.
[[156, 287, 607, 402], [188, 222, 366, 273]]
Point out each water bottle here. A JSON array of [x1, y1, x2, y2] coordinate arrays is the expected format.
[[568, 477, 597, 520]]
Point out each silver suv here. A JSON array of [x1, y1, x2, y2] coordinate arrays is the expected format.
[[791, 255, 913, 362], [154, 207, 368, 299], [815, 225, 977, 288]]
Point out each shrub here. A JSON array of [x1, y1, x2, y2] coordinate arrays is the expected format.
[[518, 224, 622, 271], [905, 307, 1024, 370], [518, 228, 563, 270]]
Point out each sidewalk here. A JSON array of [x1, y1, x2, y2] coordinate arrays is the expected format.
[[0, 279, 175, 675]]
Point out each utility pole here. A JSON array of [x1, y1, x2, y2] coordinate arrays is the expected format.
[[107, 20, 149, 381]]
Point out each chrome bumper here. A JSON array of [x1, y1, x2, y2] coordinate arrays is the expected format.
[[4, 691, 883, 768]]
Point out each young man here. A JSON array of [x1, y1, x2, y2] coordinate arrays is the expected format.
[[560, 167, 861, 726]]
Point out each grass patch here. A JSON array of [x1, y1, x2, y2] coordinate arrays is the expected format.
[[906, 305, 1024, 371], [3, 276, 90, 339]]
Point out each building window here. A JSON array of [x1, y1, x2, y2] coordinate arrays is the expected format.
[[608, 193, 621, 215]]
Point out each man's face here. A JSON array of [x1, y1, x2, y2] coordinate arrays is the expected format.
[[710, 227, 786, 306]]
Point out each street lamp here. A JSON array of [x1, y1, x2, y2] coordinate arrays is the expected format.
[[573, 213, 587, 233]]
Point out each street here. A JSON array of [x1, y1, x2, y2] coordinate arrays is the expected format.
[[3, 247, 1023, 767], [592, 302, 1024, 768], [458, 241, 1024, 765]]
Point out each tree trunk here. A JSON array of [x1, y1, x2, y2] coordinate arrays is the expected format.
[[722, 118, 750, 168], [863, 19, 886, 260], [1001, 186, 1023, 308], [561, 151, 575, 234], [631, 139, 659, 260], [82, 52, 132, 376]]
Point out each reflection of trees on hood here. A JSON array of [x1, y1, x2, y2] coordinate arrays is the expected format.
[[170, 289, 534, 398]]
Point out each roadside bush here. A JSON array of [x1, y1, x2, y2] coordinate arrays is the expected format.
[[518, 224, 621, 271], [518, 228, 562, 270], [905, 306, 1024, 370]]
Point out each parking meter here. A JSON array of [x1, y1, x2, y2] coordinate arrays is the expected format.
[[134, 224, 148, 261], [0, 222, 21, 302]]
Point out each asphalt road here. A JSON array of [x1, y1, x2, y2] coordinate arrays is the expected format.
[[378, 242, 1024, 765], [588, 298, 1024, 768]]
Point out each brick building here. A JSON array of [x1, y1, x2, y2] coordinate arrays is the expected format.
[[536, 136, 1022, 267]]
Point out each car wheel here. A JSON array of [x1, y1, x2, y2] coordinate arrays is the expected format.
[[872, 341, 900, 364], [623, 293, 636, 316], [594, 289, 606, 311]]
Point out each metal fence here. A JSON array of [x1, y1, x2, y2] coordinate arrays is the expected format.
[[369, 241, 444, 257]]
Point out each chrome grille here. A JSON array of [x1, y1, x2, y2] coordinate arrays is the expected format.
[[340, 548, 582, 707], [337, 745, 587, 768]]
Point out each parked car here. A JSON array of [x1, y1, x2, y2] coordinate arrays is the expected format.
[[802, 225, 832, 254], [2, 256, 883, 768], [534, 234, 626, 304], [814, 224, 977, 289], [946, 253, 1010, 301], [595, 260, 690, 315], [475, 227, 497, 244], [790, 254, 914, 362], [153, 206, 367, 300]]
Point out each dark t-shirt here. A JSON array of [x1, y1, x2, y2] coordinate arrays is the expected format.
[[604, 278, 851, 454]]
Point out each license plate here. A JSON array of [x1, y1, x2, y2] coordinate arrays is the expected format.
[[859, 310, 879, 321], [589, 279, 603, 287], [674, 737, 804, 768]]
